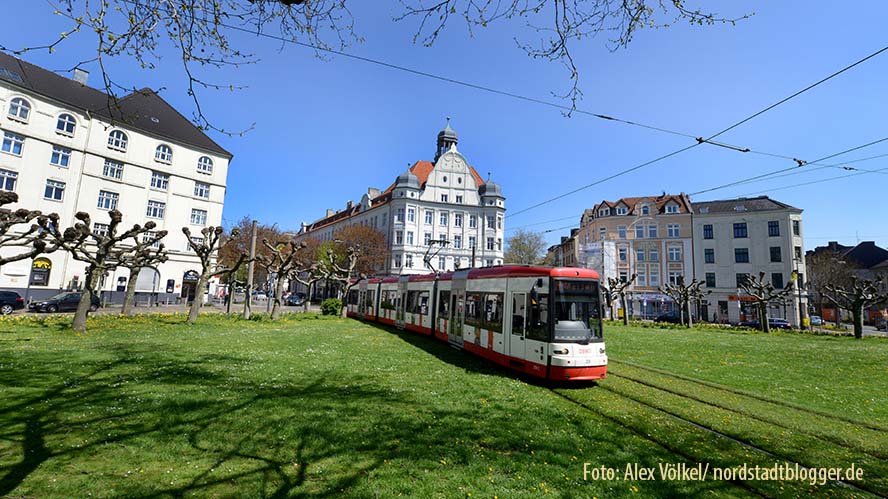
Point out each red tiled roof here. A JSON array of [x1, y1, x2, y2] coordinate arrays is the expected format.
[[592, 193, 692, 216]]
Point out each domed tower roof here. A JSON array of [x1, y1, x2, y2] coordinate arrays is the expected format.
[[395, 169, 421, 190], [479, 177, 504, 198], [435, 117, 459, 161]]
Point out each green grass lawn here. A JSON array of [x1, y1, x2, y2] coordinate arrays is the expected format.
[[0, 314, 885, 498]]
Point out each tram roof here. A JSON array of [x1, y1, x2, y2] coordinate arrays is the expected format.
[[363, 266, 600, 284]]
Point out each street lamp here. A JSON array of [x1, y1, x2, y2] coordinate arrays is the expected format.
[[793, 256, 808, 330]]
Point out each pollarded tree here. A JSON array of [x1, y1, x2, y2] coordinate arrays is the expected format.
[[331, 225, 386, 277], [823, 277, 888, 340], [40, 210, 161, 332], [118, 232, 169, 316], [0, 192, 58, 266], [6, 2, 748, 132], [738, 271, 796, 333], [606, 274, 636, 325], [659, 276, 708, 328], [317, 244, 365, 318], [255, 238, 318, 319], [505, 229, 547, 264], [183, 226, 248, 324]]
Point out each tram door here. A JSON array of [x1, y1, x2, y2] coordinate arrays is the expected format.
[[396, 291, 406, 329], [510, 292, 527, 359], [357, 288, 367, 319], [448, 291, 465, 348]]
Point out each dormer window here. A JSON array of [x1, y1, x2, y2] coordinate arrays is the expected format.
[[616, 207, 628, 215], [641, 205, 650, 215], [7, 97, 31, 122], [665, 204, 679, 214], [56, 113, 77, 136], [155, 144, 173, 164], [107, 130, 128, 151], [599, 208, 610, 217]]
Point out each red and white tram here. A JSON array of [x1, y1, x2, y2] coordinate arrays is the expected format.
[[346, 266, 607, 381]]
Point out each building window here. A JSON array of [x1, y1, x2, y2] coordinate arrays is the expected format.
[[668, 271, 682, 285], [734, 248, 750, 263], [703, 224, 713, 239], [668, 246, 681, 262], [599, 227, 606, 240], [405, 254, 414, 268], [440, 212, 449, 226], [469, 236, 476, 248], [616, 207, 627, 215], [648, 225, 658, 238], [485, 258, 493, 267], [93, 223, 110, 237], [619, 271, 628, 283], [142, 231, 161, 248], [406, 231, 414, 245], [635, 225, 644, 239], [187, 236, 205, 251], [486, 216, 495, 229], [768, 221, 780, 237], [439, 234, 447, 243], [50, 146, 71, 167], [103, 159, 124, 179], [151, 171, 169, 190], [155, 144, 173, 163], [441, 256, 448, 269], [667, 224, 680, 238], [636, 248, 645, 262], [146, 200, 166, 219], [44, 180, 65, 201], [649, 268, 660, 287], [649, 248, 659, 262], [441, 194, 449, 203], [456, 195, 463, 204], [197, 156, 214, 174], [424, 210, 433, 224], [733, 223, 748, 238], [772, 273, 784, 289], [736, 273, 749, 288], [792, 220, 800, 236], [705, 272, 716, 288], [189, 208, 207, 225], [497, 216, 503, 230], [770, 246, 782, 262], [424, 232, 432, 245], [454, 213, 463, 227], [496, 238, 502, 251], [487, 237, 494, 250], [641, 205, 649, 215], [0, 169, 17, 191], [2, 132, 24, 156], [56, 113, 76, 136], [7, 97, 31, 122], [618, 246, 627, 262], [395, 208, 404, 223], [637, 268, 647, 286], [469, 215, 477, 228], [392, 254, 401, 269], [107, 130, 128, 151], [599, 208, 610, 217], [704, 248, 715, 264], [395, 231, 403, 244], [665, 204, 679, 214], [794, 246, 802, 260], [194, 181, 210, 198], [618, 225, 627, 239], [407, 207, 415, 222], [97, 190, 119, 210], [454, 235, 462, 249]]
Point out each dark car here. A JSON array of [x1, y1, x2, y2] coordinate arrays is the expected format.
[[286, 293, 306, 306], [655, 311, 682, 323], [29, 292, 100, 313], [739, 318, 792, 330], [0, 291, 25, 315]]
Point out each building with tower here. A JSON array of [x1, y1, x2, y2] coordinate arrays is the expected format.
[[296, 120, 506, 275]]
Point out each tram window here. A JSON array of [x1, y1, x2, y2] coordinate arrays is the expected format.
[[527, 293, 550, 341], [406, 291, 419, 314], [465, 293, 483, 327], [418, 291, 429, 315], [438, 291, 450, 319], [380, 291, 396, 310], [483, 293, 504, 332], [366, 290, 375, 309], [347, 290, 358, 305]]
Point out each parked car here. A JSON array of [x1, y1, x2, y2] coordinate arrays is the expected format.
[[655, 311, 682, 324], [29, 292, 100, 313], [286, 293, 306, 306], [0, 291, 25, 315], [876, 317, 888, 331], [809, 315, 823, 326], [739, 318, 792, 330]]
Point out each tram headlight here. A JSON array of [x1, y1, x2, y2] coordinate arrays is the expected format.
[[553, 348, 569, 355]]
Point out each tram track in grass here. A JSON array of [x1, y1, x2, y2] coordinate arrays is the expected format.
[[609, 358, 888, 434], [605, 361, 888, 461], [550, 385, 885, 499]]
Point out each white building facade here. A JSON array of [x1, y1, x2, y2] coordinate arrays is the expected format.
[[0, 54, 231, 304], [298, 122, 506, 275], [691, 196, 807, 326]]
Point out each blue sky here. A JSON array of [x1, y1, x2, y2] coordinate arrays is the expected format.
[[6, 1, 888, 252]]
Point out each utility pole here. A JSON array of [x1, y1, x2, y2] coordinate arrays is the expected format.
[[244, 220, 257, 319]]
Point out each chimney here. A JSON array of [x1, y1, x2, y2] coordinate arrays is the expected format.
[[367, 187, 380, 198], [326, 209, 334, 217], [346, 200, 353, 210], [73, 68, 89, 85]]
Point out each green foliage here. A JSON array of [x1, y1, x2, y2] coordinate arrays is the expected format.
[[320, 298, 342, 316]]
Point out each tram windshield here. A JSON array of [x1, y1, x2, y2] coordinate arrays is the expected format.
[[553, 279, 602, 343]]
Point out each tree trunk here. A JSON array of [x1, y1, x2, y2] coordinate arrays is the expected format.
[[187, 273, 209, 325], [620, 293, 629, 325], [271, 277, 287, 320], [121, 266, 142, 317], [759, 301, 770, 333], [73, 267, 101, 332], [686, 300, 694, 328], [852, 304, 864, 340], [340, 283, 350, 318], [303, 281, 312, 313]]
